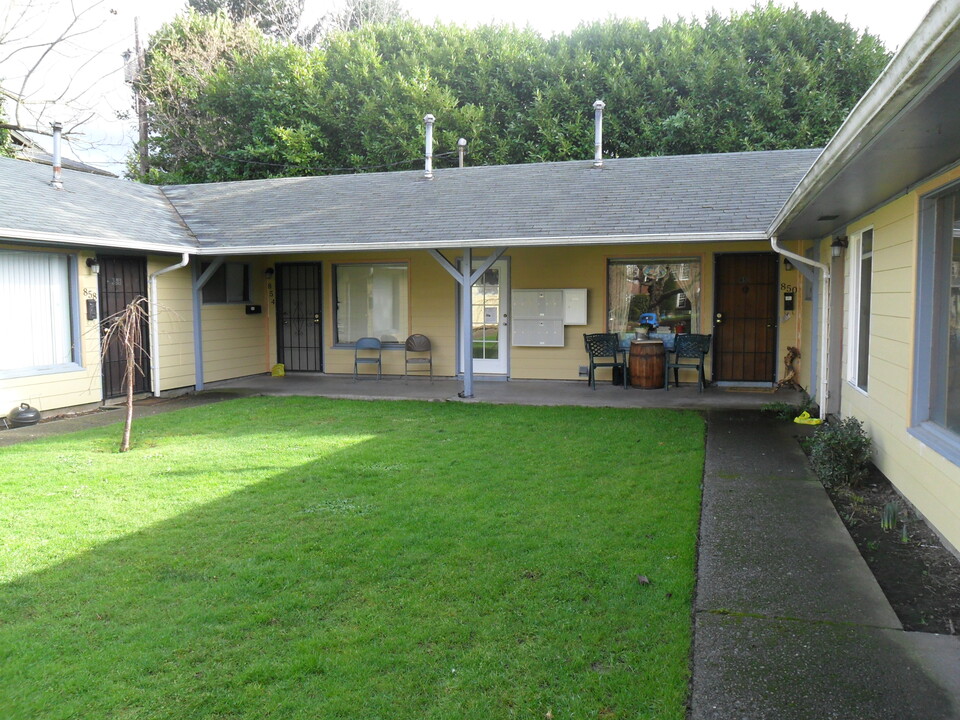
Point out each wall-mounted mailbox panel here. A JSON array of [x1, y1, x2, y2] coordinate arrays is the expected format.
[[513, 289, 563, 318], [512, 319, 564, 347], [512, 288, 587, 346]]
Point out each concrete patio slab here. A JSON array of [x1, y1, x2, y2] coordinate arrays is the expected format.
[[204, 372, 789, 410]]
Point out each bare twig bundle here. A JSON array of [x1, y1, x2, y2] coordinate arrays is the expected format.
[[99, 295, 150, 452]]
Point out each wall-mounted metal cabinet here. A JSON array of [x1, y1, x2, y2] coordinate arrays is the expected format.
[[563, 288, 587, 325], [511, 289, 587, 347]]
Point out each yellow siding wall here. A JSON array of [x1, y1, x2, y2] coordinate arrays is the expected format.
[[0, 240, 810, 414], [509, 242, 802, 382], [200, 257, 273, 383], [0, 245, 102, 413], [262, 242, 801, 384], [149, 259, 196, 391], [775, 239, 812, 391], [839, 185, 960, 553], [797, 256, 815, 393], [263, 251, 457, 377]]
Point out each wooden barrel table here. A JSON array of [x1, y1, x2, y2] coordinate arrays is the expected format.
[[630, 340, 665, 389]]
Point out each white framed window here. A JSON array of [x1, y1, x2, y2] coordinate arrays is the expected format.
[[847, 228, 873, 392], [334, 263, 408, 344], [0, 250, 80, 376], [201, 262, 250, 304], [912, 184, 960, 464]]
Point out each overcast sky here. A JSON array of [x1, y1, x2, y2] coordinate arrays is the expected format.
[[4, 0, 936, 173]]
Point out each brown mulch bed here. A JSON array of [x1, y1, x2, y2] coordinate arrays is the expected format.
[[823, 463, 960, 634]]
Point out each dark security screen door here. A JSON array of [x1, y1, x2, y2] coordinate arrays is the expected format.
[[98, 255, 151, 399], [276, 263, 323, 371], [713, 253, 778, 383]]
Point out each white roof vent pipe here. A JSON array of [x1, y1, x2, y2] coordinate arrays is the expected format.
[[51, 121, 63, 190], [424, 114, 435, 179], [593, 100, 605, 168], [457, 138, 467, 168]]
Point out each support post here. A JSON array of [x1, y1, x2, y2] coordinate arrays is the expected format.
[[191, 256, 224, 391], [461, 247, 473, 397], [428, 247, 508, 399]]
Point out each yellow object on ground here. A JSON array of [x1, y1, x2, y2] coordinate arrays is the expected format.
[[271, 364, 285, 377], [793, 411, 821, 425]]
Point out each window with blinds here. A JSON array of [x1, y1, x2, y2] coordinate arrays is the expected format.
[[0, 250, 77, 374]]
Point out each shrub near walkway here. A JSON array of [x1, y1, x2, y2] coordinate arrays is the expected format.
[[0, 398, 704, 720]]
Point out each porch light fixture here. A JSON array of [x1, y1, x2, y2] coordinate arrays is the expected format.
[[783, 257, 794, 271], [86, 257, 100, 274], [830, 236, 848, 258], [264, 267, 275, 279]]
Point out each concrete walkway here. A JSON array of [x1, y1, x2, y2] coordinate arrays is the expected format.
[[694, 410, 960, 719], [1, 386, 958, 717]]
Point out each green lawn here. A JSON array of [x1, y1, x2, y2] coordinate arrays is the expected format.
[[0, 398, 704, 720]]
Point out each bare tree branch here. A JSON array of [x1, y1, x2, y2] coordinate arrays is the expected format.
[[1, 0, 118, 137]]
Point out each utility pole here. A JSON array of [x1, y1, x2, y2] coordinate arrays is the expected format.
[[123, 18, 149, 176]]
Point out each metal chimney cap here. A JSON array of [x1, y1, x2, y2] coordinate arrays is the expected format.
[[593, 99, 606, 110], [50, 121, 63, 190]]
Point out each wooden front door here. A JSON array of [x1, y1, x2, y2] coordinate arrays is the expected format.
[[98, 255, 151, 399], [712, 253, 778, 383], [276, 263, 323, 371]]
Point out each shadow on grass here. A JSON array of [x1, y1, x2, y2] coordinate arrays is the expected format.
[[1, 398, 704, 719]]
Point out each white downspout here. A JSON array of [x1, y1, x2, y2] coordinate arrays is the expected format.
[[148, 253, 190, 397], [770, 236, 831, 410]]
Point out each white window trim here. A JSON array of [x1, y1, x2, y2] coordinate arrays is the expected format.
[[846, 227, 873, 393]]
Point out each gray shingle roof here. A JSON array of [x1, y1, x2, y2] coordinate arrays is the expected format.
[[162, 149, 820, 253], [1, 149, 820, 254], [0, 156, 195, 251]]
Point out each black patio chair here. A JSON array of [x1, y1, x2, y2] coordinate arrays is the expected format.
[[353, 337, 382, 380], [583, 333, 629, 390], [664, 333, 712, 392]]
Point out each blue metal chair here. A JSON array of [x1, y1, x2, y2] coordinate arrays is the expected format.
[[354, 337, 382, 380], [664, 333, 712, 392], [583, 333, 629, 390]]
